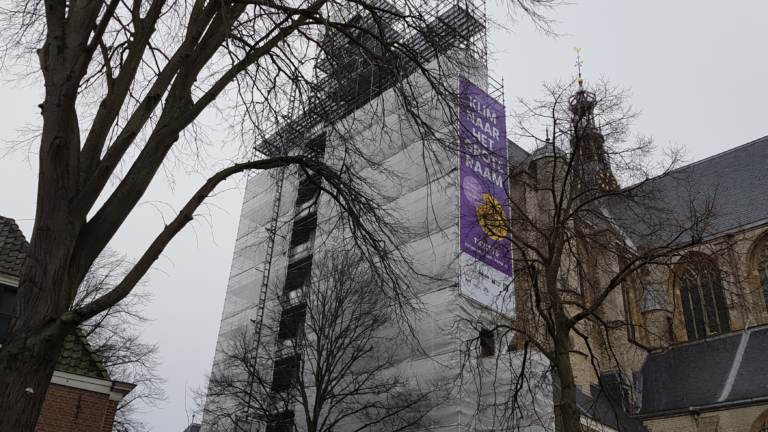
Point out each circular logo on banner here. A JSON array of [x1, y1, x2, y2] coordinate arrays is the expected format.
[[477, 194, 508, 241], [462, 176, 484, 206]]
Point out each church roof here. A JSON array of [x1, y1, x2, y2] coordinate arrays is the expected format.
[[553, 369, 649, 431], [638, 324, 768, 417], [506, 139, 531, 168], [648, 135, 768, 238], [526, 143, 566, 163], [577, 381, 648, 432], [607, 135, 768, 247], [0, 216, 29, 278]]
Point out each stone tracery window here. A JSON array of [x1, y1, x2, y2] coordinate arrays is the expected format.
[[757, 242, 768, 314], [753, 409, 768, 432], [677, 258, 730, 341]]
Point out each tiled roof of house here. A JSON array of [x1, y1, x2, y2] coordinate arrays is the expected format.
[[639, 324, 768, 417], [0, 216, 111, 381], [55, 327, 111, 380], [0, 216, 28, 278]]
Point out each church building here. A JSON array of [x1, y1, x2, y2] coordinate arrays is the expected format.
[[505, 77, 768, 431]]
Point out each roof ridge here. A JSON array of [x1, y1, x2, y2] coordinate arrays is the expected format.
[[507, 138, 530, 154], [717, 328, 751, 402], [668, 134, 768, 174]]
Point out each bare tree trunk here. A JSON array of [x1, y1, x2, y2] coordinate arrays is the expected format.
[[547, 227, 582, 432], [0, 324, 71, 430], [553, 320, 581, 432], [0, 48, 86, 428], [0, 202, 79, 431]]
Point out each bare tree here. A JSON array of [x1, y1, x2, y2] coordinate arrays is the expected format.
[[463, 77, 725, 432], [73, 248, 166, 432], [0, 0, 562, 429], [198, 252, 446, 432]]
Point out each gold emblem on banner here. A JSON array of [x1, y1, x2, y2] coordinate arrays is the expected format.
[[476, 194, 508, 241]]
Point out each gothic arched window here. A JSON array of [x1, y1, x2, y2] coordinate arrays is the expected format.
[[677, 259, 730, 341], [752, 409, 768, 432], [757, 242, 768, 314]]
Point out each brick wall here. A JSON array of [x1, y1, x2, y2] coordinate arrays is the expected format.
[[101, 400, 119, 432], [34, 383, 116, 432], [643, 403, 768, 432]]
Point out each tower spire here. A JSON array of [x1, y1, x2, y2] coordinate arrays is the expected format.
[[568, 48, 617, 191]]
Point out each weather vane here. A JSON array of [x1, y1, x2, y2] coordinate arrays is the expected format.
[[573, 47, 583, 79]]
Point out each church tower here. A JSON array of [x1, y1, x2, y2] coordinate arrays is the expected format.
[[569, 76, 618, 192]]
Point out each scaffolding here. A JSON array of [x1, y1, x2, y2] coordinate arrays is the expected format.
[[248, 0, 489, 406], [239, 2, 500, 429], [256, 0, 487, 158]]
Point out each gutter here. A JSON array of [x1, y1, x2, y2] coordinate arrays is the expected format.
[[109, 380, 137, 402], [635, 396, 768, 420], [688, 396, 768, 413], [700, 218, 768, 244]]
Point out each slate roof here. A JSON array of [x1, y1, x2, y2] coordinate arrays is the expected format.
[[639, 324, 768, 417], [553, 369, 649, 432], [0, 216, 28, 278], [509, 135, 768, 242], [525, 143, 567, 164], [54, 327, 111, 380], [507, 139, 531, 168], [647, 135, 768, 237], [577, 386, 648, 432], [183, 424, 202, 432], [609, 135, 768, 246], [728, 326, 768, 401]]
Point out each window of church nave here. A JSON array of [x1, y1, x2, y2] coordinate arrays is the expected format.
[[753, 409, 768, 432], [678, 260, 731, 341], [758, 243, 768, 314]]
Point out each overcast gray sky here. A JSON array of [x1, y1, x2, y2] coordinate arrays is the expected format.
[[0, 1, 766, 430]]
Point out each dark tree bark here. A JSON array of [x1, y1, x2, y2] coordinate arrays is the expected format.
[[0, 0, 560, 430]]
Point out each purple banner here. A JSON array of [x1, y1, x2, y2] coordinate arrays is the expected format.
[[459, 76, 513, 277]]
